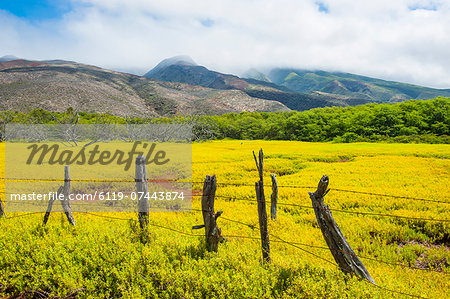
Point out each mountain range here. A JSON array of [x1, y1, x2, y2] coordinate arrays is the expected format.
[[0, 56, 287, 117], [267, 68, 450, 102], [1, 54, 449, 117]]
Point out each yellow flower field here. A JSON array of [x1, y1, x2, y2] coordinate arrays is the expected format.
[[0, 140, 449, 298]]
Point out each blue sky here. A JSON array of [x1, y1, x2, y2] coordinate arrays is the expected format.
[[1, 0, 449, 88], [0, 0, 71, 20]]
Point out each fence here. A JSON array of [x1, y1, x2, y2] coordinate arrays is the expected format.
[[0, 149, 448, 298]]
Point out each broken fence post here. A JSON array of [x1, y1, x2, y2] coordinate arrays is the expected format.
[[309, 175, 375, 284], [135, 155, 149, 229], [197, 175, 223, 252], [61, 165, 76, 226], [270, 173, 278, 220], [253, 149, 270, 263], [43, 186, 63, 225]]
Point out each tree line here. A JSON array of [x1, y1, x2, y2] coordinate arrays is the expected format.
[[0, 97, 448, 143]]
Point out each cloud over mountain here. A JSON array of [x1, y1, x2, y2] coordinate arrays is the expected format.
[[1, 0, 449, 88]]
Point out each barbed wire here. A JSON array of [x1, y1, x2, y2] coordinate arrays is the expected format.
[[2, 208, 447, 275], [1, 177, 448, 204], [77, 212, 430, 298], [0, 152, 445, 298], [0, 209, 440, 298], [0, 177, 183, 183], [218, 216, 448, 275], [190, 181, 449, 204], [2, 191, 449, 222], [1, 176, 448, 297], [330, 188, 447, 204], [1, 211, 43, 219], [217, 216, 441, 298], [195, 195, 450, 223]]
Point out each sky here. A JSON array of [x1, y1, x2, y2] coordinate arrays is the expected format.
[[1, 0, 449, 88]]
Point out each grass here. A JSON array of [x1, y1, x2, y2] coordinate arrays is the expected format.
[[0, 140, 449, 298]]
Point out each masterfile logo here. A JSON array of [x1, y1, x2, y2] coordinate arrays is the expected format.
[[26, 141, 170, 171], [4, 124, 192, 213]]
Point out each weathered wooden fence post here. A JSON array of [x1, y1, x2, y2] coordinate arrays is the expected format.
[[270, 174, 278, 220], [43, 186, 63, 225], [253, 149, 270, 263], [61, 165, 75, 226], [199, 175, 223, 252], [309, 175, 375, 284], [0, 198, 6, 218], [135, 155, 149, 229]]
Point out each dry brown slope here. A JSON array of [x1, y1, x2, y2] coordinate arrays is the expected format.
[[0, 61, 289, 117]]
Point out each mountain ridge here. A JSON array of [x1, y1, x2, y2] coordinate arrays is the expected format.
[[2, 54, 450, 118], [144, 56, 375, 110], [266, 68, 450, 102], [0, 59, 289, 117]]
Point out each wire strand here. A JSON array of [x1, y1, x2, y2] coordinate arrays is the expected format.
[[1, 177, 448, 204]]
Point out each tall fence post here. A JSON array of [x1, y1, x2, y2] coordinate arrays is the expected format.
[[270, 174, 278, 220], [200, 175, 223, 252], [309, 175, 375, 284], [61, 165, 75, 226], [253, 149, 270, 263], [43, 186, 63, 225], [135, 155, 149, 229], [0, 198, 5, 218]]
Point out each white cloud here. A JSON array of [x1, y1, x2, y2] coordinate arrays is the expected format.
[[0, 0, 449, 88]]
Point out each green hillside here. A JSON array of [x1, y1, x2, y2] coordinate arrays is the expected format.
[[268, 69, 450, 102], [144, 57, 373, 111]]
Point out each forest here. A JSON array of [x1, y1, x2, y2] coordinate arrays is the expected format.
[[0, 97, 448, 143]]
